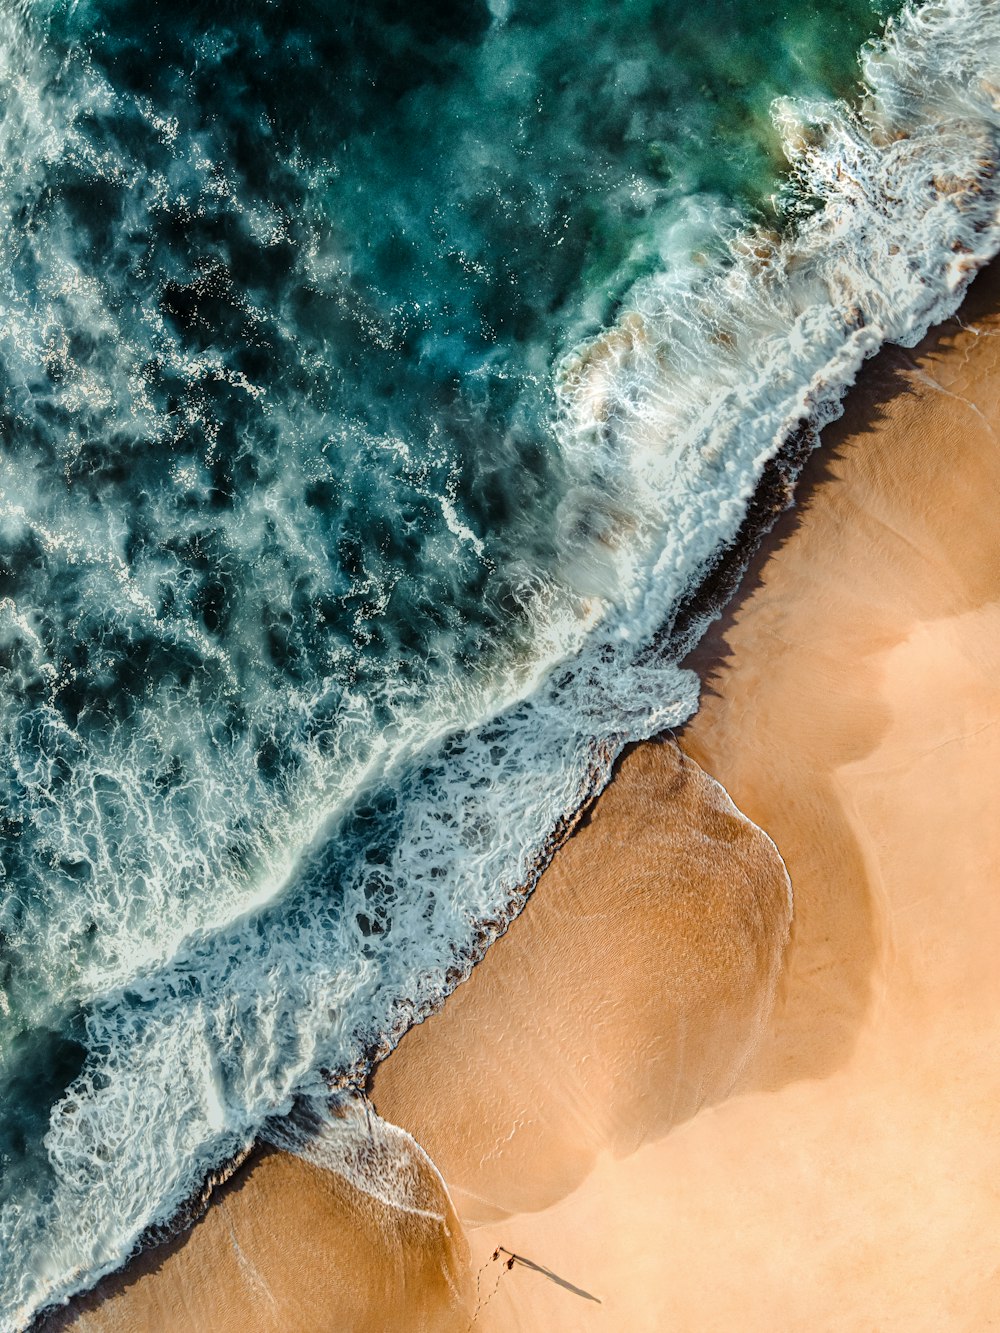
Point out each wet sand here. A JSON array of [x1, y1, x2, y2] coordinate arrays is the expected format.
[[41, 1139, 473, 1333], [49, 267, 1000, 1331]]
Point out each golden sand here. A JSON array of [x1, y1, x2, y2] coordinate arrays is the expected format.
[[51, 268, 1000, 1331], [43, 1142, 472, 1333], [373, 738, 792, 1227]]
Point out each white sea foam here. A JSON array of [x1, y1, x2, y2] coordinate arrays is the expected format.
[[3, 1, 1000, 1327]]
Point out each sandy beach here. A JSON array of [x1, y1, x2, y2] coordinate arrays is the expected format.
[[48, 266, 1000, 1332], [375, 264, 1000, 1331]]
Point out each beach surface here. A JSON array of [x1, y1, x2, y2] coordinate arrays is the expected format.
[[49, 269, 1000, 1332]]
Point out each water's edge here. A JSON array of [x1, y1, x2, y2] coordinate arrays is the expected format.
[[14, 0, 1000, 1322], [31, 250, 994, 1328]]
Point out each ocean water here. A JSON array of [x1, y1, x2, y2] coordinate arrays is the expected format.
[[1, 0, 999, 1323]]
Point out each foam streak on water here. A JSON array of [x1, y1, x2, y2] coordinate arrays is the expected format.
[[1, 0, 1000, 1326]]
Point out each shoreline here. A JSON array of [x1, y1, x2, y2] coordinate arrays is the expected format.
[[370, 257, 1000, 1330], [29, 321, 854, 1331], [27, 274, 852, 1333], [36, 260, 1000, 1331], [8, 2, 1000, 1321]]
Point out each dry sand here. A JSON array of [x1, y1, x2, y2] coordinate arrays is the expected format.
[[51, 268, 1000, 1332]]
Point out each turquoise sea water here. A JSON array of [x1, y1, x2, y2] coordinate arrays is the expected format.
[[1, 0, 999, 1324]]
